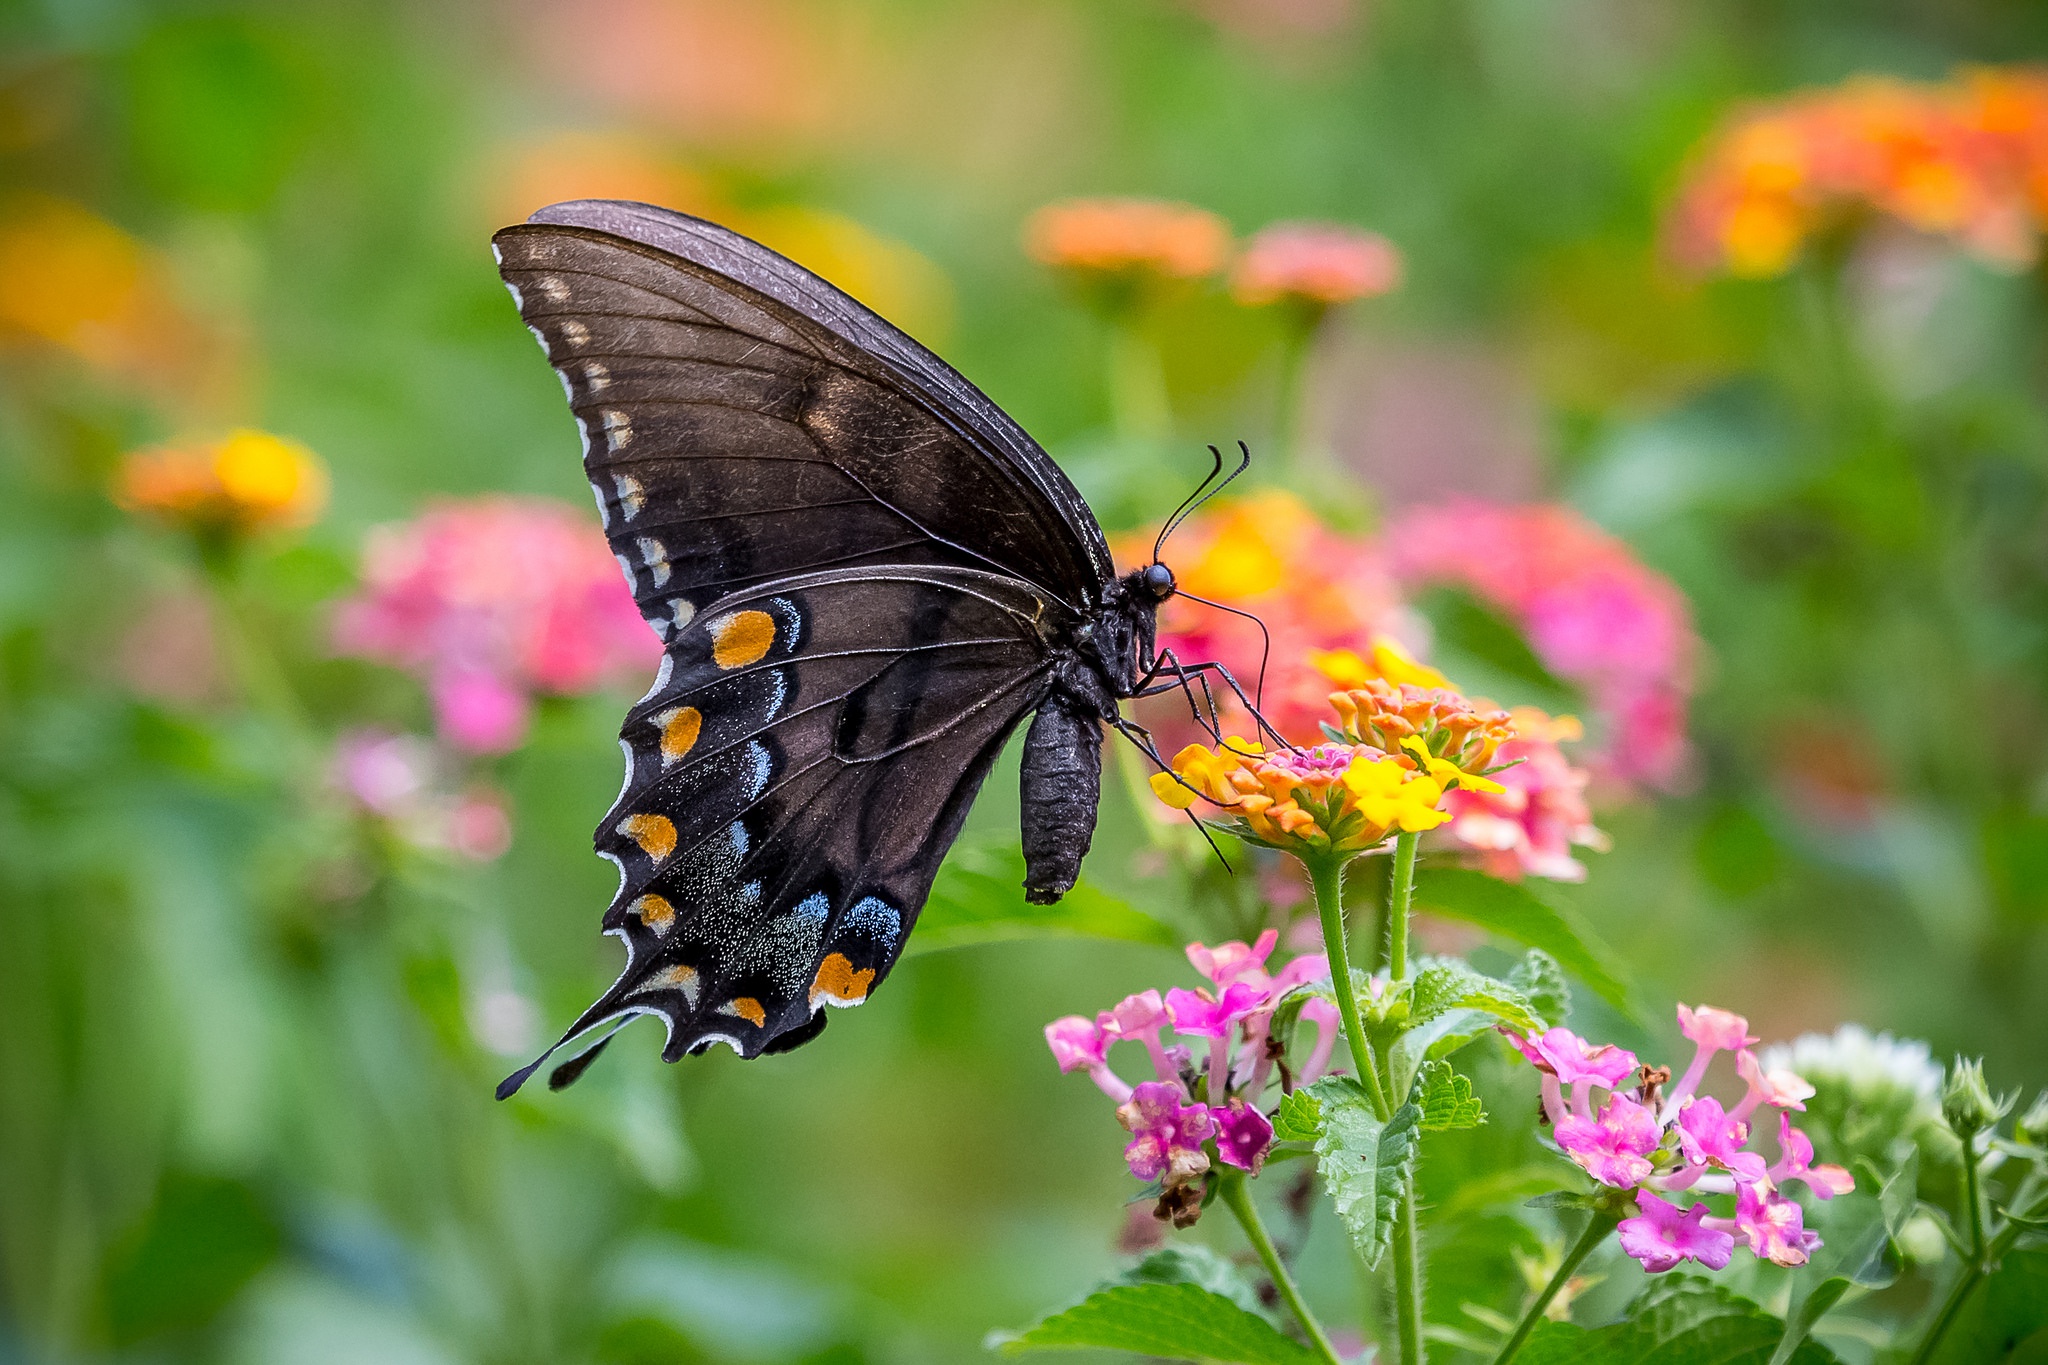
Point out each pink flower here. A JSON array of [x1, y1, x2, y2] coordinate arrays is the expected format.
[[1296, 997, 1341, 1083], [448, 787, 514, 862], [1186, 930, 1279, 989], [1046, 1016, 1132, 1102], [333, 496, 660, 753], [1618, 1190, 1736, 1274], [1101, 989, 1178, 1082], [1734, 1181, 1822, 1267], [1666, 1004, 1760, 1116], [1555, 1094, 1663, 1188], [1386, 501, 1696, 790], [1271, 952, 1332, 993], [1732, 1048, 1816, 1120], [1210, 1099, 1275, 1173], [1770, 1114, 1855, 1200], [1441, 711, 1608, 882], [1230, 221, 1402, 308], [1507, 1027, 1640, 1088], [1118, 1081, 1215, 1185], [335, 729, 434, 816], [1675, 1096, 1769, 1185], [1168, 982, 1269, 1100]]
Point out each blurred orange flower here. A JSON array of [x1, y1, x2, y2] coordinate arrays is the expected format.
[[0, 193, 232, 405], [114, 429, 328, 535], [1025, 197, 1231, 281], [1231, 222, 1401, 307], [1669, 69, 2048, 277]]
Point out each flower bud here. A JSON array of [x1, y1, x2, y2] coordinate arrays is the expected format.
[[1941, 1057, 2009, 1140], [2017, 1089, 2048, 1148]]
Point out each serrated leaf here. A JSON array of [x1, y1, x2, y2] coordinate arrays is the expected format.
[[992, 1282, 1321, 1364], [1506, 949, 1570, 1031], [1408, 957, 1543, 1034], [913, 842, 1175, 954], [1115, 1245, 1270, 1321], [1410, 866, 1633, 1014], [1305, 1079, 1420, 1270], [1517, 1274, 1842, 1364], [1415, 1060, 1485, 1131], [1271, 1088, 1322, 1143]]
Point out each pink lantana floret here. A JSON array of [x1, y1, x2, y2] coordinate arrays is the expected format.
[[1045, 1015, 1131, 1102], [1770, 1113, 1856, 1200], [1118, 1081, 1214, 1185], [1678, 1004, 1760, 1053], [1618, 1190, 1736, 1273], [1508, 1027, 1640, 1088], [1735, 1181, 1822, 1267], [1164, 982, 1269, 1037], [1733, 1048, 1816, 1119], [1210, 1099, 1275, 1173], [1186, 930, 1279, 988], [1675, 1097, 1769, 1185], [1555, 1094, 1662, 1189]]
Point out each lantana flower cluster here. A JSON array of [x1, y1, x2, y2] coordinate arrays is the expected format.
[[332, 496, 660, 753], [113, 428, 329, 537], [1508, 1004, 1854, 1274], [1045, 933, 1336, 1224], [1668, 66, 2048, 278]]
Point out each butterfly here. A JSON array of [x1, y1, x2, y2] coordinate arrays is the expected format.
[[491, 200, 1249, 1096]]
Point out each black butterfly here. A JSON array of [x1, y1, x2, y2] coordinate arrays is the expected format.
[[492, 200, 1246, 1095]]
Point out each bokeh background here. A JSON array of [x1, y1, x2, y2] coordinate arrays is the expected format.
[[5, 0, 2048, 1360]]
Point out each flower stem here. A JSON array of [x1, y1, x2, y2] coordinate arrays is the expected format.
[[1906, 1177, 2045, 1364], [1491, 1209, 1619, 1364], [1386, 832, 1419, 982], [1218, 1169, 1346, 1365], [1108, 322, 1170, 443], [1308, 853, 1389, 1119]]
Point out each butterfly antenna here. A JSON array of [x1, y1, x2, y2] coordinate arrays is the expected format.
[[1153, 444, 1227, 562]]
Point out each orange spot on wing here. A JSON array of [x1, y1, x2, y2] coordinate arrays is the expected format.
[[618, 813, 677, 861], [726, 996, 767, 1026], [810, 952, 875, 1006], [640, 963, 699, 1004], [656, 706, 702, 764], [632, 894, 675, 932], [711, 609, 776, 668]]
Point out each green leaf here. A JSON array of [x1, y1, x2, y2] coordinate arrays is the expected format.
[[1305, 1079, 1421, 1270], [1415, 1060, 1485, 1131], [1507, 949, 1571, 1031], [1517, 1274, 1843, 1364], [1271, 1088, 1323, 1143], [1114, 1246, 1270, 1321], [912, 842, 1175, 955], [991, 1282, 1321, 1364], [1924, 1248, 2048, 1364], [1410, 866, 1634, 1014], [1408, 957, 1543, 1034]]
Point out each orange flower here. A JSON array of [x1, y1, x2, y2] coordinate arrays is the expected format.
[[1327, 676, 1518, 781], [1230, 222, 1402, 307], [1149, 735, 1451, 857], [1024, 197, 1231, 280], [114, 429, 328, 535]]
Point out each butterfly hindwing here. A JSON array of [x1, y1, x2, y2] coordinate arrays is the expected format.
[[500, 565, 1066, 1089]]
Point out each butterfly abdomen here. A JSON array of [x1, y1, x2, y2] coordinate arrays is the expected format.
[[1019, 692, 1105, 905]]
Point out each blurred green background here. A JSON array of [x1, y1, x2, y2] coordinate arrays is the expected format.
[[5, 0, 2048, 1360]]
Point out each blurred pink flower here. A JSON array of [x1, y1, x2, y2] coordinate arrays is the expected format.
[[1441, 708, 1607, 881], [1231, 222, 1401, 307], [1386, 501, 1697, 790], [332, 496, 660, 752], [333, 728, 515, 863]]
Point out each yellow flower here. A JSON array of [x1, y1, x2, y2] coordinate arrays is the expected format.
[[1400, 737, 1507, 796], [1312, 637, 1452, 692], [114, 429, 328, 535], [1149, 738, 1452, 855], [1342, 755, 1450, 832]]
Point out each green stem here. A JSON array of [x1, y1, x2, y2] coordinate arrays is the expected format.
[[1389, 1184, 1424, 1365], [1963, 1135, 1988, 1262], [1492, 1210, 1619, 1364], [1271, 310, 1320, 474], [1907, 1186, 2046, 1365], [1386, 833, 1419, 982], [1307, 854, 1389, 1119], [1218, 1169, 1346, 1365]]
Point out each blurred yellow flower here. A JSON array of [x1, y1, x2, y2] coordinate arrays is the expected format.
[[1311, 637, 1451, 692], [114, 429, 328, 535]]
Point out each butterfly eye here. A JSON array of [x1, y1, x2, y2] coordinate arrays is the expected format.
[[1143, 563, 1176, 599]]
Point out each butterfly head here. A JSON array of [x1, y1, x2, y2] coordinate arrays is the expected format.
[[1138, 562, 1177, 603]]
